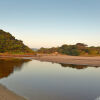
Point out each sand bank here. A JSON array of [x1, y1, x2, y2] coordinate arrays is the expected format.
[[0, 84, 26, 100], [33, 55, 100, 66]]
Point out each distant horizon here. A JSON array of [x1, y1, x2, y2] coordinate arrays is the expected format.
[[0, 0, 100, 48]]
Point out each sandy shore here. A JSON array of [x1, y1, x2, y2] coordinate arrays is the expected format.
[[0, 84, 26, 100], [33, 55, 100, 66]]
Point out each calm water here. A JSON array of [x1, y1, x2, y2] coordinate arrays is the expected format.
[[0, 59, 100, 100]]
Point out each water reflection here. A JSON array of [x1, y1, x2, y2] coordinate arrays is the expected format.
[[0, 60, 100, 100], [0, 58, 31, 79], [60, 63, 100, 69]]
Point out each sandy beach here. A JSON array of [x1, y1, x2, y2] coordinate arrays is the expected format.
[[33, 55, 100, 66], [0, 84, 26, 100]]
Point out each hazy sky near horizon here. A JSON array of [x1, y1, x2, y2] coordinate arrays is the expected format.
[[0, 0, 100, 48]]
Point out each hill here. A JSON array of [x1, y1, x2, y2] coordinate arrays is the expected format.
[[0, 30, 33, 53]]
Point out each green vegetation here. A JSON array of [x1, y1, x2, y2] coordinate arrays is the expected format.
[[38, 43, 100, 56], [0, 30, 33, 53]]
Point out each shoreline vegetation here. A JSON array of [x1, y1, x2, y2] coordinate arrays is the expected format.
[[1, 30, 100, 57], [37, 43, 100, 56]]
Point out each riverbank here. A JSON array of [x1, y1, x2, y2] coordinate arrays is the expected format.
[[0, 53, 34, 57], [33, 55, 100, 66], [1, 54, 100, 66], [0, 84, 26, 100], [0, 54, 35, 60]]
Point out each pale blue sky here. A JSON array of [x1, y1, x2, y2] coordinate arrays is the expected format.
[[0, 0, 100, 48]]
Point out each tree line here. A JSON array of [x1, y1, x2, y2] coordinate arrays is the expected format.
[[38, 43, 100, 56]]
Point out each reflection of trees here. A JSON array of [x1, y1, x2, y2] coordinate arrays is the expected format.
[[0, 59, 31, 79], [60, 63, 100, 69]]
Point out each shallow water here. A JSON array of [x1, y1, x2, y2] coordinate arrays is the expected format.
[[0, 59, 100, 100]]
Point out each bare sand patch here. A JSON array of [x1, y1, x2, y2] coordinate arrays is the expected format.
[[33, 55, 100, 66], [0, 84, 26, 100]]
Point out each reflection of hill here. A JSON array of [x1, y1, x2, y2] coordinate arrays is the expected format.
[[60, 63, 100, 69], [0, 59, 31, 79]]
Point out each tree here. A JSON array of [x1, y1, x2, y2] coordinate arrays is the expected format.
[[0, 30, 33, 53]]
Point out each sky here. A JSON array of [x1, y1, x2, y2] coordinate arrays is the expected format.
[[0, 0, 100, 48]]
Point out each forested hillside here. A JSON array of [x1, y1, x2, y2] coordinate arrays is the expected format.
[[0, 30, 33, 53]]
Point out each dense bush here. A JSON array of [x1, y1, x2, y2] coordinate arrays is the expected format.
[[0, 30, 33, 53], [38, 43, 100, 56]]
